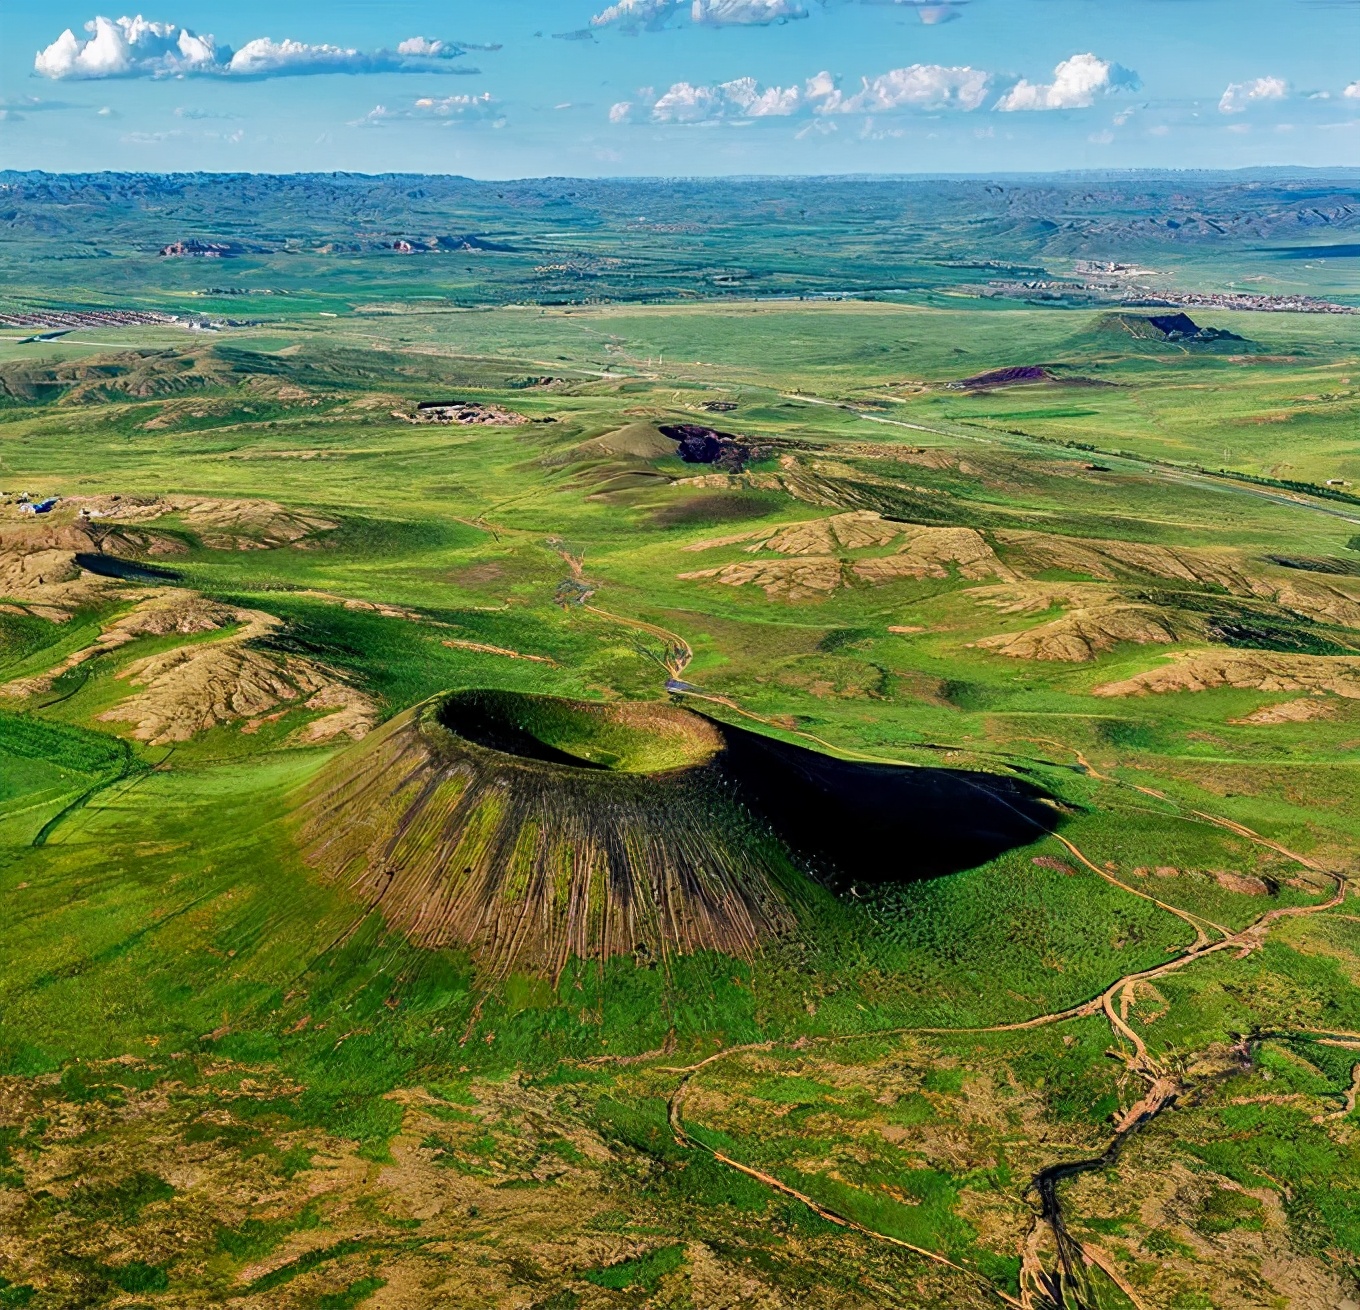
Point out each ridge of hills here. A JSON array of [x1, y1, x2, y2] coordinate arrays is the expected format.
[[3, 169, 1360, 312]]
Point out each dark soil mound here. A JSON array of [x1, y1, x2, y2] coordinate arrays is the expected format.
[[1265, 554, 1360, 578], [950, 365, 1054, 390], [659, 423, 765, 472], [1094, 312, 1245, 347], [73, 553, 181, 583]]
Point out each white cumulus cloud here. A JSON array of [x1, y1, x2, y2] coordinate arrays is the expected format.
[[592, 0, 683, 28], [649, 75, 809, 121], [34, 15, 480, 79], [994, 53, 1139, 112], [593, 0, 805, 27], [35, 15, 218, 78], [396, 36, 456, 57], [616, 64, 1000, 123], [1218, 76, 1288, 114], [355, 94, 499, 125], [817, 64, 990, 113], [412, 94, 498, 118], [691, 0, 807, 23], [611, 55, 1138, 127], [591, 0, 973, 28], [1342, 80, 1360, 100]]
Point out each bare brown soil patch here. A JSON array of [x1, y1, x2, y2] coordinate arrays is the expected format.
[[681, 510, 900, 556], [65, 494, 337, 551], [394, 401, 526, 426], [838, 443, 983, 477], [995, 530, 1256, 594], [975, 601, 1180, 662], [167, 498, 337, 550], [1231, 696, 1338, 726], [678, 556, 843, 601], [291, 683, 381, 744], [990, 533, 1360, 633], [95, 607, 376, 745], [0, 519, 130, 619], [1093, 650, 1360, 700], [854, 526, 1018, 584], [679, 514, 1015, 597], [1267, 575, 1360, 630], [1214, 871, 1271, 895], [1, 591, 237, 697]]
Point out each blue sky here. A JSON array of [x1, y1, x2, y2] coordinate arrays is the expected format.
[[1, 0, 1358, 175]]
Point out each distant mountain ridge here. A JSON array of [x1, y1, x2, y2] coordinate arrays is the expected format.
[[2, 168, 1358, 312], [3, 169, 1359, 254]]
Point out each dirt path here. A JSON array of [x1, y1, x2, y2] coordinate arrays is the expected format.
[[665, 1053, 1026, 1308], [654, 819, 1347, 1310], [556, 554, 1352, 1303], [440, 637, 557, 664], [579, 602, 694, 681], [1051, 831, 1227, 948]]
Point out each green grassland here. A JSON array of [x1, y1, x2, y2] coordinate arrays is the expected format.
[[2, 180, 1360, 1307]]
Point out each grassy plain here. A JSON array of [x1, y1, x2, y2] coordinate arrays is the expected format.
[[2, 177, 1360, 1308]]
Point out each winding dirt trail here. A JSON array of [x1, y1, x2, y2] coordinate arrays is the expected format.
[[1051, 831, 1227, 948], [558, 572, 1353, 1304], [654, 818, 1347, 1310], [581, 603, 693, 681], [665, 1052, 1026, 1308], [544, 536, 695, 680]]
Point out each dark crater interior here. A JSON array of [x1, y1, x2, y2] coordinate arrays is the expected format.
[[436, 690, 1058, 889], [714, 720, 1058, 888], [437, 694, 608, 769]]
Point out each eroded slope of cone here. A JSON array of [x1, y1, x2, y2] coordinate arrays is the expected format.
[[296, 693, 798, 979]]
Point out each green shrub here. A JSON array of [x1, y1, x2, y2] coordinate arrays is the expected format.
[[582, 1244, 685, 1291]]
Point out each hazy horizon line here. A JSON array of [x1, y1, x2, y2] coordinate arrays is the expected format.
[[4, 164, 1360, 184]]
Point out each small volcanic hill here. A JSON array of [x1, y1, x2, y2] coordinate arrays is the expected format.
[[1090, 311, 1247, 350], [947, 365, 1056, 391], [946, 364, 1111, 392], [296, 690, 1057, 978], [572, 421, 678, 462]]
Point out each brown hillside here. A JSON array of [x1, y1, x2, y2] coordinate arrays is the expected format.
[[296, 695, 797, 980]]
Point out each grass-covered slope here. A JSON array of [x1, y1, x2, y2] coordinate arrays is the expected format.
[[1, 183, 1360, 1306]]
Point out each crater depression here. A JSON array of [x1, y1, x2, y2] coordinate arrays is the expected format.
[[297, 690, 1058, 978]]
